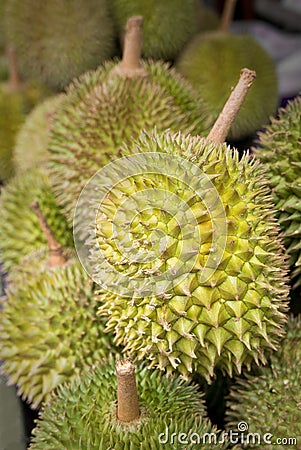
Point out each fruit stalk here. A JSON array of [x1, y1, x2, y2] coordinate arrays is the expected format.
[[31, 201, 67, 267], [7, 46, 21, 91], [207, 67, 256, 143], [220, 0, 237, 32], [116, 359, 140, 422]]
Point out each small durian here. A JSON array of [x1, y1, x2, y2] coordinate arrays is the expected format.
[[253, 95, 301, 289], [0, 47, 50, 181], [176, 0, 278, 141], [110, 0, 212, 60], [0, 204, 116, 409], [48, 15, 210, 223], [79, 70, 289, 381], [226, 316, 301, 448], [29, 359, 226, 449], [13, 94, 65, 176], [0, 168, 72, 272], [5, 0, 116, 90]]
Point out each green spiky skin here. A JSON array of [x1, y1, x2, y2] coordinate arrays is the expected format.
[[253, 96, 301, 288], [29, 360, 227, 450], [0, 168, 73, 272], [48, 60, 210, 223], [92, 130, 289, 381], [110, 0, 202, 60], [226, 316, 301, 449], [5, 0, 116, 89], [176, 32, 279, 140], [0, 81, 51, 181], [0, 258, 117, 409], [13, 94, 65, 176]]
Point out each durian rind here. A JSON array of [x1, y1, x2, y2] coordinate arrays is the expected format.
[[48, 59, 210, 222], [0, 258, 116, 409], [176, 32, 278, 140], [29, 359, 227, 449], [93, 130, 289, 380], [253, 95, 301, 287]]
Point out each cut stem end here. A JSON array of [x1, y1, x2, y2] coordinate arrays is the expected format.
[[116, 359, 140, 423]]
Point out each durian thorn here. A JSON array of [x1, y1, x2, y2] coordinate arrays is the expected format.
[[7, 46, 22, 91], [30, 201, 67, 267], [207, 67, 256, 144], [220, 0, 237, 32], [113, 16, 147, 78], [116, 359, 140, 423]]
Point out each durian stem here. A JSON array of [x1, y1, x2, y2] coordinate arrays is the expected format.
[[31, 201, 67, 267], [207, 68, 256, 144], [7, 46, 21, 91], [220, 0, 237, 32], [116, 359, 140, 422], [113, 16, 147, 78]]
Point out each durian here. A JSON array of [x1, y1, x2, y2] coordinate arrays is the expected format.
[[29, 359, 226, 449], [13, 94, 65, 176], [226, 316, 301, 449], [110, 0, 209, 60], [5, 0, 116, 89], [0, 204, 116, 409], [176, 0, 278, 141], [48, 15, 210, 223], [253, 95, 301, 288], [75, 69, 290, 381], [0, 168, 72, 272]]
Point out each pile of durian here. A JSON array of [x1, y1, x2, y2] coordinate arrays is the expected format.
[[0, 0, 300, 448]]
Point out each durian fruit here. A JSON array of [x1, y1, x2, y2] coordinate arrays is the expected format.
[[110, 0, 215, 60], [78, 69, 290, 381], [0, 204, 117, 409], [253, 95, 301, 289], [5, 0, 116, 90], [226, 316, 301, 448], [13, 94, 65, 176], [0, 47, 50, 181], [48, 15, 210, 223], [176, 0, 279, 141], [29, 359, 227, 449], [0, 168, 72, 272]]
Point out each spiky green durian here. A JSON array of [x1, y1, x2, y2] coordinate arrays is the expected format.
[[176, 31, 278, 140], [29, 359, 226, 450], [13, 94, 65, 176], [83, 127, 290, 381], [226, 316, 301, 449], [5, 0, 116, 90], [0, 252, 117, 409], [0, 168, 72, 272], [110, 0, 204, 60], [48, 16, 210, 223], [253, 95, 301, 288]]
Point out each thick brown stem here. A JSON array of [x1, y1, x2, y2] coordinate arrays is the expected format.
[[116, 359, 140, 422], [220, 0, 237, 32], [31, 201, 67, 267], [207, 68, 256, 144], [7, 46, 21, 91], [112, 16, 147, 78]]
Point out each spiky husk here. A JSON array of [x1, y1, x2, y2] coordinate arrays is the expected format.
[[29, 359, 227, 450], [253, 95, 301, 288], [0, 168, 73, 272], [5, 0, 116, 89], [92, 130, 289, 381], [48, 59, 210, 223], [13, 94, 65, 176], [110, 0, 202, 60], [226, 316, 301, 448], [176, 32, 278, 140], [0, 258, 117, 409]]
